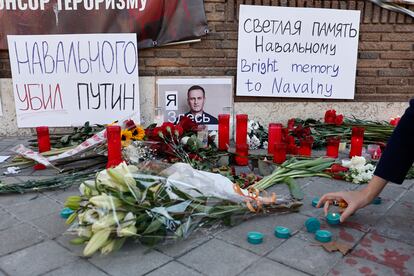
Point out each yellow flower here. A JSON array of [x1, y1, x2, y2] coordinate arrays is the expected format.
[[131, 126, 145, 140], [121, 129, 133, 146]]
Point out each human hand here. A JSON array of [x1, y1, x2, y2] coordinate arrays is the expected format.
[[317, 189, 374, 223]]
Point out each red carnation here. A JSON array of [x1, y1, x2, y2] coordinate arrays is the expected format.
[[335, 114, 344, 126], [324, 110, 337, 124], [328, 164, 349, 180], [287, 118, 296, 130], [390, 117, 400, 126], [177, 116, 198, 132]]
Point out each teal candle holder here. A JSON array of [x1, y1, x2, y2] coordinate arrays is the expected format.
[[315, 230, 332, 243], [60, 207, 74, 219], [312, 197, 321, 208], [274, 226, 291, 239], [305, 217, 321, 233], [247, 231, 264, 244], [372, 197, 382, 205], [326, 212, 341, 225]]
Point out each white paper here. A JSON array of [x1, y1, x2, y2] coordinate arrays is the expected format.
[[237, 5, 360, 100], [0, 156, 10, 163], [8, 33, 140, 127]]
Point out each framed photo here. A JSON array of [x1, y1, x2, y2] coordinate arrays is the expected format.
[[156, 77, 233, 130]]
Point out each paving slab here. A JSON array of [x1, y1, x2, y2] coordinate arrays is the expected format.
[[328, 256, 397, 276], [89, 243, 172, 276], [178, 238, 260, 276], [239, 257, 308, 276], [0, 208, 21, 231], [372, 191, 414, 246], [216, 212, 308, 256], [4, 195, 61, 221], [45, 185, 82, 205], [351, 232, 414, 275], [156, 228, 213, 258], [0, 241, 77, 276], [43, 260, 108, 276], [0, 192, 42, 208], [29, 212, 68, 239], [0, 223, 45, 256], [266, 235, 343, 276], [146, 261, 202, 276]]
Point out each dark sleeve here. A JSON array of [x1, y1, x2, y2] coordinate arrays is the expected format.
[[374, 98, 414, 184]]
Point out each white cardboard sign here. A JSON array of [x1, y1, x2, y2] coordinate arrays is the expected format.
[[8, 34, 140, 127], [237, 5, 360, 99]]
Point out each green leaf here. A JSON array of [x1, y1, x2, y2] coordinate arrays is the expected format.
[[284, 177, 304, 200], [65, 212, 78, 225], [142, 218, 163, 234], [70, 237, 87, 245]]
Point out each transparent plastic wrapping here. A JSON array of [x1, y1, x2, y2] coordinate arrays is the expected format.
[[65, 162, 302, 256]]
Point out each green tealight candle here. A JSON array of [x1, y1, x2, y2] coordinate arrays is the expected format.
[[247, 231, 264, 244], [274, 226, 291, 239], [326, 212, 341, 225]]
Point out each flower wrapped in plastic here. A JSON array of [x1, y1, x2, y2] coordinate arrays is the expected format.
[[64, 162, 302, 256]]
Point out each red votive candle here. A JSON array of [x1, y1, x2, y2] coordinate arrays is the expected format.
[[350, 127, 365, 157], [106, 125, 123, 169], [235, 143, 249, 166], [299, 138, 313, 157], [268, 123, 283, 155], [34, 126, 51, 170], [326, 136, 340, 158], [218, 114, 230, 151], [236, 114, 248, 145], [273, 142, 287, 164]]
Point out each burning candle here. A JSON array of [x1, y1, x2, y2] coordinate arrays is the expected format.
[[268, 123, 283, 155], [106, 125, 123, 169], [326, 212, 341, 225], [273, 142, 287, 164], [235, 143, 249, 166], [218, 114, 230, 151], [350, 127, 365, 158], [34, 126, 51, 170], [236, 114, 248, 145], [326, 136, 340, 158]]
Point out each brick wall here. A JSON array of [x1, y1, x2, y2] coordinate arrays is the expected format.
[[1, 0, 413, 102]]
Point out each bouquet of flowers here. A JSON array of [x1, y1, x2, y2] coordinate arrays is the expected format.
[[247, 120, 268, 150], [64, 162, 301, 256], [326, 156, 375, 184]]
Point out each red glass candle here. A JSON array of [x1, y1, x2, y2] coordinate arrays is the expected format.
[[326, 136, 340, 158], [34, 126, 51, 170], [268, 123, 283, 155], [273, 142, 287, 164], [350, 127, 365, 157], [106, 126, 123, 169], [218, 114, 230, 151], [236, 114, 248, 145], [299, 137, 313, 157], [235, 143, 249, 166]]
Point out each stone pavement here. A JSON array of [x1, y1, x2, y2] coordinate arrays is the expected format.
[[0, 136, 414, 276]]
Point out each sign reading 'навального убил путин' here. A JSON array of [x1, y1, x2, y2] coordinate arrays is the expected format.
[[236, 5, 360, 100], [8, 33, 140, 127]]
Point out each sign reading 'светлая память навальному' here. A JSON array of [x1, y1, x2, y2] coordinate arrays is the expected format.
[[237, 5, 360, 100]]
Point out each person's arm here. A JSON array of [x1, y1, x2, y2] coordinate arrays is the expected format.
[[317, 176, 388, 222], [318, 99, 414, 222], [374, 98, 414, 184]]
